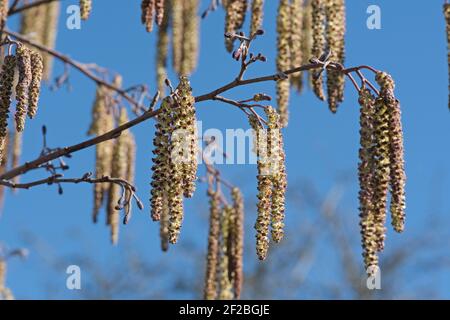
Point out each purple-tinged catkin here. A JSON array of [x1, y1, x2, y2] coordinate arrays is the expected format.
[[28, 51, 44, 119]]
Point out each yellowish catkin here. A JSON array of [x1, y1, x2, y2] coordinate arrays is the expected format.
[[180, 0, 199, 76], [41, 2, 60, 80], [266, 106, 287, 243], [0, 0, 8, 30], [28, 51, 44, 119], [141, 0, 155, 32], [224, 0, 248, 52], [0, 56, 16, 160], [302, 0, 314, 88], [15, 45, 32, 133], [204, 190, 221, 300], [218, 206, 234, 300], [373, 96, 390, 252], [107, 108, 129, 245], [123, 132, 136, 224], [290, 0, 304, 93], [311, 0, 326, 101], [156, 0, 170, 94], [150, 97, 172, 222], [376, 72, 406, 233], [0, 131, 9, 212], [160, 191, 170, 251], [276, 0, 291, 128], [155, 0, 166, 26], [0, 260, 14, 300], [325, 0, 346, 113], [357, 88, 379, 272], [250, 0, 264, 36], [174, 76, 198, 198], [445, 3, 450, 110], [80, 0, 92, 20], [250, 115, 272, 261], [11, 129, 22, 186], [171, 0, 184, 73], [230, 187, 244, 299]]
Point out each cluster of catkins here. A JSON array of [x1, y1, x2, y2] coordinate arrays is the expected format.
[[444, 3, 450, 110], [88, 77, 136, 245], [0, 44, 43, 165], [204, 187, 244, 300], [0, 260, 13, 300], [142, 0, 199, 93], [357, 72, 406, 274], [19, 1, 59, 80], [80, 0, 92, 21], [310, 0, 345, 112], [150, 76, 198, 248], [249, 106, 287, 261]]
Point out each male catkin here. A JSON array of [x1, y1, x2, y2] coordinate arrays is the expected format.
[[276, 0, 291, 127], [218, 205, 234, 300], [15, 45, 32, 132], [224, 0, 248, 52], [0, 56, 16, 160], [311, 0, 326, 101], [80, 0, 92, 20], [230, 187, 244, 299], [28, 51, 44, 119], [156, 0, 170, 94], [41, 2, 60, 79], [141, 0, 155, 32], [250, 0, 264, 36], [290, 0, 304, 93]]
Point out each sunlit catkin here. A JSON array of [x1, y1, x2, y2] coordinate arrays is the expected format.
[[0, 56, 16, 160], [0, 260, 14, 300], [15, 45, 32, 133], [357, 88, 378, 272], [290, 0, 304, 93], [123, 133, 136, 224], [141, 0, 155, 32], [250, 0, 264, 36], [266, 106, 287, 243], [311, 0, 326, 101], [376, 72, 406, 233], [302, 0, 314, 88], [445, 3, 450, 110], [276, 0, 291, 127], [174, 76, 198, 198], [372, 96, 390, 252], [156, 0, 170, 94], [224, 0, 248, 52], [180, 0, 199, 76], [204, 190, 220, 300], [0, 0, 8, 30], [230, 187, 244, 299], [28, 51, 43, 119], [218, 206, 234, 300], [155, 0, 166, 26], [80, 0, 92, 20], [160, 191, 170, 251], [325, 0, 346, 113], [107, 108, 129, 245], [250, 115, 272, 261], [171, 0, 183, 73], [41, 2, 60, 80]]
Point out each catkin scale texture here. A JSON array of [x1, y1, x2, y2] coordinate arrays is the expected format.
[[311, 0, 326, 101], [0, 56, 16, 160], [204, 191, 221, 300], [28, 51, 44, 119], [250, 0, 264, 36], [225, 0, 248, 52], [15, 46, 32, 133], [290, 0, 304, 93]]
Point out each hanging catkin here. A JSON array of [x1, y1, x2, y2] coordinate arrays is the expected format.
[[290, 0, 304, 93], [123, 132, 136, 224], [204, 190, 221, 300], [171, 0, 183, 73], [230, 187, 244, 299], [0, 56, 16, 160], [180, 0, 199, 76], [141, 0, 155, 32], [15, 45, 32, 133], [28, 51, 44, 119], [41, 2, 60, 80], [357, 87, 378, 273], [107, 108, 129, 245], [174, 76, 198, 198], [302, 0, 314, 88], [445, 3, 450, 110], [250, 115, 272, 261], [0, 0, 8, 31], [224, 0, 248, 52], [156, 0, 170, 94], [80, 0, 92, 20], [325, 0, 346, 113], [218, 205, 234, 300], [0, 260, 14, 300], [250, 0, 264, 36], [159, 191, 170, 251], [155, 0, 166, 26], [311, 0, 326, 101], [0, 131, 9, 213], [372, 96, 389, 252], [11, 129, 22, 185], [276, 0, 291, 128], [376, 72, 406, 233], [266, 106, 287, 243]]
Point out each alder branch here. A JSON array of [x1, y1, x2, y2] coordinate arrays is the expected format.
[[3, 29, 146, 112]]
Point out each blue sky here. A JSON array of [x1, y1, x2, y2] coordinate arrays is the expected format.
[[1, 0, 449, 299]]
